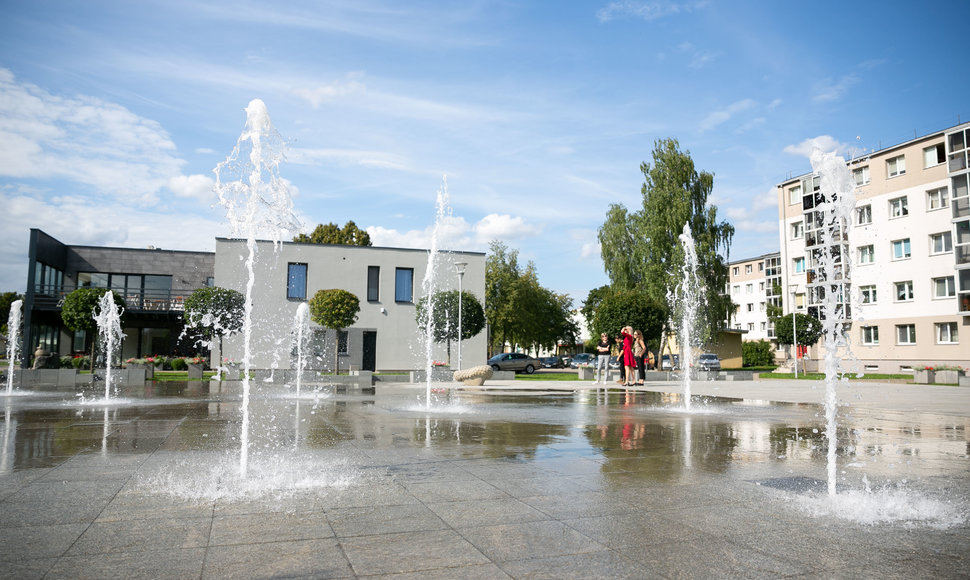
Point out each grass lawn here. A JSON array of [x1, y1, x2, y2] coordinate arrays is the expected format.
[[768, 372, 913, 381]]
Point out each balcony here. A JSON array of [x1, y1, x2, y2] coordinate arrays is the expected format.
[[31, 287, 194, 313]]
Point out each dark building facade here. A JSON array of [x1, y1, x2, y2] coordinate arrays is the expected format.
[[22, 229, 215, 366]]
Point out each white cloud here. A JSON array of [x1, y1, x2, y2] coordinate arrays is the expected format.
[[812, 75, 859, 103], [597, 1, 708, 23], [783, 135, 850, 159], [168, 174, 215, 202], [292, 76, 367, 108], [699, 99, 757, 132], [366, 213, 539, 252], [289, 147, 415, 173], [473, 214, 541, 242]]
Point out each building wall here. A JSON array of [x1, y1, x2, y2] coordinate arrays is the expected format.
[[727, 254, 777, 342], [776, 127, 968, 374], [214, 238, 487, 372]]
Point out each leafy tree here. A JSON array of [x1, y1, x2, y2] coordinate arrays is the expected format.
[[593, 290, 667, 353], [598, 138, 734, 346], [742, 340, 775, 367], [773, 313, 823, 348], [415, 290, 486, 364], [294, 221, 371, 246], [60, 288, 126, 370], [183, 287, 245, 358], [484, 240, 521, 353], [580, 285, 611, 335], [308, 288, 360, 373], [0, 291, 24, 335]]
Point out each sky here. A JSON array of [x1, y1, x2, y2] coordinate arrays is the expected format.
[[1, 0, 967, 306]]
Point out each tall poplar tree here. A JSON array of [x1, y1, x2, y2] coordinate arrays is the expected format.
[[598, 138, 734, 346]]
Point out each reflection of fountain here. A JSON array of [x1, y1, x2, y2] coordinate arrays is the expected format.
[[215, 99, 303, 478], [94, 291, 124, 401], [672, 224, 700, 411], [5, 299, 22, 395]]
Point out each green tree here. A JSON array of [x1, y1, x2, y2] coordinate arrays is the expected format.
[[742, 340, 775, 367], [593, 290, 667, 353], [183, 287, 245, 359], [60, 288, 126, 370], [598, 138, 734, 346], [415, 290, 486, 364], [308, 288, 360, 373], [294, 221, 372, 246], [580, 285, 611, 335], [0, 291, 24, 335], [484, 240, 521, 353], [773, 313, 823, 348]]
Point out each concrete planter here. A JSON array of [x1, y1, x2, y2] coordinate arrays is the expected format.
[[935, 370, 964, 385], [127, 363, 154, 379], [915, 369, 935, 384], [576, 367, 595, 380], [187, 364, 204, 380]]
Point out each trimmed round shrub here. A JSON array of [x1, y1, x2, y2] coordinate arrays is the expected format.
[[170, 357, 187, 371]]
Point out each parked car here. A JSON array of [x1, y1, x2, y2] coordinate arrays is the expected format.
[[696, 353, 721, 371], [488, 352, 542, 374], [540, 356, 565, 369], [661, 354, 680, 370], [568, 353, 596, 368], [608, 355, 621, 370]]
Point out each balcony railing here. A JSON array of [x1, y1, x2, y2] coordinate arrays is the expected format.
[[31, 287, 193, 312]]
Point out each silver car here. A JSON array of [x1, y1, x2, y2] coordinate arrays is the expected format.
[[487, 352, 541, 374], [697, 353, 721, 371]]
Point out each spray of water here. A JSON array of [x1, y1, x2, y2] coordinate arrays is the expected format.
[[215, 99, 303, 477], [421, 177, 451, 409], [5, 300, 22, 395], [672, 224, 700, 410], [93, 291, 124, 400], [810, 149, 856, 496], [292, 302, 311, 398]]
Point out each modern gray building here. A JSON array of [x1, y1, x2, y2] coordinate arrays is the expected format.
[[214, 238, 487, 373], [22, 228, 215, 365]]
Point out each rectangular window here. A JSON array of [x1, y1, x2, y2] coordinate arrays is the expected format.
[[895, 281, 914, 302], [759, 262, 764, 272], [746, 303, 754, 312], [731, 285, 739, 295], [887, 155, 906, 178], [791, 221, 804, 239], [788, 184, 802, 205], [856, 205, 872, 225], [926, 187, 948, 210], [759, 281, 765, 291], [861, 326, 879, 345], [747, 323, 754, 331], [338, 330, 349, 354], [923, 143, 945, 168], [892, 239, 911, 260], [896, 324, 916, 345], [732, 266, 739, 275], [745, 264, 752, 274], [367, 266, 380, 302], [889, 196, 908, 218], [793, 257, 805, 273], [287, 263, 307, 300], [930, 232, 952, 254], [936, 322, 958, 344], [858, 245, 875, 264], [794, 293, 805, 310], [933, 276, 956, 298], [852, 166, 870, 186], [746, 283, 753, 294], [860, 285, 877, 304], [395, 267, 414, 303]]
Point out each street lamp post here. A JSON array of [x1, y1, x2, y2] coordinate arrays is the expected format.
[[454, 261, 468, 370], [791, 283, 798, 378]]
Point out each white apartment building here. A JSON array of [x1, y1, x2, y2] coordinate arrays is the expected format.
[[777, 122, 969, 373], [726, 253, 780, 342]]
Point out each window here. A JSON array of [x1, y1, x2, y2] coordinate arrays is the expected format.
[[747, 323, 754, 331], [793, 257, 805, 273], [930, 232, 952, 254], [895, 281, 914, 302], [745, 264, 752, 274], [788, 184, 802, 205], [852, 165, 870, 186], [923, 143, 945, 168], [860, 285, 877, 304], [286, 263, 307, 300], [746, 283, 753, 294], [746, 303, 754, 312], [926, 187, 948, 210], [858, 245, 875, 265], [759, 301, 766, 311], [887, 155, 906, 178], [791, 221, 804, 239], [732, 266, 739, 275], [732, 285, 739, 296], [759, 262, 764, 272], [891, 239, 911, 260], [760, 322, 766, 331], [889, 196, 908, 218], [337, 330, 349, 354], [367, 266, 380, 302], [394, 267, 414, 302], [861, 326, 879, 345], [759, 281, 765, 291], [936, 322, 958, 344], [794, 293, 805, 310], [933, 276, 956, 298], [896, 324, 916, 345], [856, 205, 872, 225]]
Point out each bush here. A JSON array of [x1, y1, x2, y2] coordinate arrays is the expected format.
[[169, 357, 187, 371], [60, 356, 74, 368], [742, 340, 775, 367], [71, 356, 90, 369]]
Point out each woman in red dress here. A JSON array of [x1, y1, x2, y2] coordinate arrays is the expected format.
[[620, 326, 635, 386]]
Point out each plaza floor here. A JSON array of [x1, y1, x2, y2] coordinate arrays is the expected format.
[[0, 377, 967, 579]]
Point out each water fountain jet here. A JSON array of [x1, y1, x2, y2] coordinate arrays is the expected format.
[[4, 299, 22, 395]]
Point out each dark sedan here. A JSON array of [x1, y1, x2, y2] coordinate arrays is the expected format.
[[540, 356, 565, 369]]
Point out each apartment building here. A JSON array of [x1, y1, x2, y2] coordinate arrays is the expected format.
[[726, 253, 780, 342], [777, 123, 969, 373]]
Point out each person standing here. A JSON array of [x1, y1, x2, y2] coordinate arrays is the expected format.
[[595, 333, 611, 384], [620, 326, 635, 386], [632, 330, 647, 385]]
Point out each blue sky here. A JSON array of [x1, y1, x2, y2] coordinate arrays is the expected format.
[[1, 0, 967, 305]]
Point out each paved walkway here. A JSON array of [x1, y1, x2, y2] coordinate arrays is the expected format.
[[0, 379, 966, 578]]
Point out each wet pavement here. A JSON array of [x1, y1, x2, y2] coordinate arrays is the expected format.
[[0, 377, 967, 579]]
